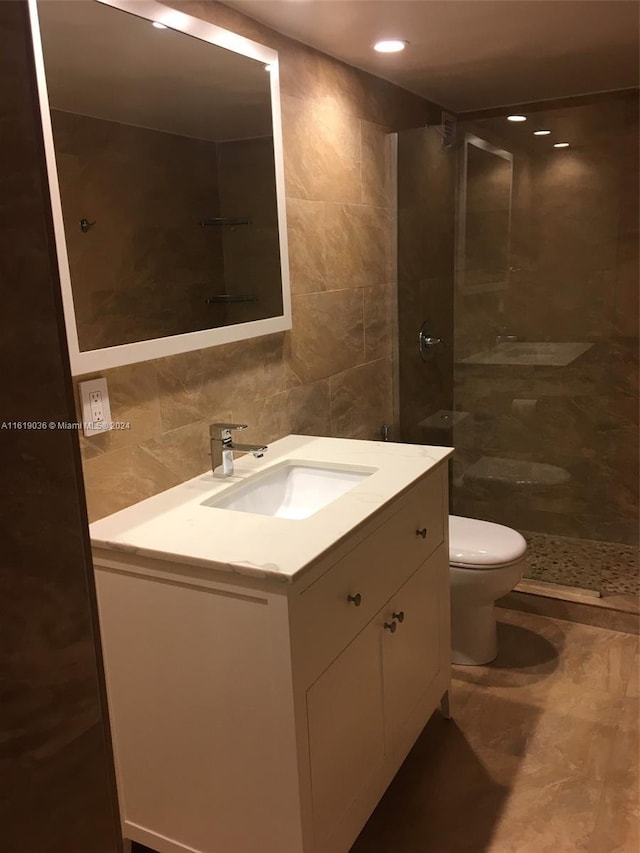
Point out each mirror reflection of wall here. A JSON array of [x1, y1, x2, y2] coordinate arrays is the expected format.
[[38, 0, 282, 351], [465, 143, 512, 289], [457, 135, 513, 295]]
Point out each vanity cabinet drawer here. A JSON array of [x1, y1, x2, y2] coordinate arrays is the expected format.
[[291, 467, 445, 683]]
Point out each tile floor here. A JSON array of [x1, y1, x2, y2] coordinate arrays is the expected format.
[[523, 532, 640, 601], [351, 608, 639, 853], [131, 609, 638, 853]]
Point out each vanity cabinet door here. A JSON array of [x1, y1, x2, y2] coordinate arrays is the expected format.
[[306, 619, 385, 853], [381, 547, 445, 761]]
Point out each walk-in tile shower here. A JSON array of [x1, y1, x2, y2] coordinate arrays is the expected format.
[[396, 92, 639, 603]]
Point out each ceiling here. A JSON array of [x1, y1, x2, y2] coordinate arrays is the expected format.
[[468, 95, 636, 156], [222, 0, 640, 112]]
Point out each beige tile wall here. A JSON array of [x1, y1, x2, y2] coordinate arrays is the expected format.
[[78, 0, 438, 521], [396, 126, 456, 446]]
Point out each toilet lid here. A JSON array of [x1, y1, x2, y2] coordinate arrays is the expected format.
[[449, 515, 527, 569]]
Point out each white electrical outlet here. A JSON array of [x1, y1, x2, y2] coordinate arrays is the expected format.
[[79, 377, 112, 436], [89, 390, 104, 423]]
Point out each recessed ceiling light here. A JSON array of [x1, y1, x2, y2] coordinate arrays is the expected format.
[[534, 129, 551, 136], [373, 39, 408, 53], [554, 142, 570, 148], [152, 21, 167, 29], [264, 64, 272, 72], [507, 115, 527, 122]]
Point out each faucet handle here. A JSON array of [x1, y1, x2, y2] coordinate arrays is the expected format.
[[209, 422, 248, 439]]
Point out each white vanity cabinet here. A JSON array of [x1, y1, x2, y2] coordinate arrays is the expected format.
[[92, 455, 451, 853], [304, 548, 448, 853]]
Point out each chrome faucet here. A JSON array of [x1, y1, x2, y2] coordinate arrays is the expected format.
[[209, 423, 267, 477]]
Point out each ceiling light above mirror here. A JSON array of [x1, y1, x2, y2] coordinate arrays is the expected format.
[[373, 39, 408, 53]]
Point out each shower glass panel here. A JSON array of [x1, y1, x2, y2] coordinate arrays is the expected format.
[[452, 94, 639, 596]]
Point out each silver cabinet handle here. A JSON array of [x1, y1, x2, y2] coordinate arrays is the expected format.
[[347, 593, 362, 607]]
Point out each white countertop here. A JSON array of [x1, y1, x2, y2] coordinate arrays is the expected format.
[[90, 435, 452, 583]]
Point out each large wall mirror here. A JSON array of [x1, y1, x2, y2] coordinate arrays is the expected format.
[[456, 133, 513, 294], [29, 0, 291, 374]]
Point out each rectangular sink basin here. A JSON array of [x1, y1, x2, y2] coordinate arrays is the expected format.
[[203, 462, 375, 520]]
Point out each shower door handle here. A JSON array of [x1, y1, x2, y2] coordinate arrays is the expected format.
[[418, 323, 443, 361]]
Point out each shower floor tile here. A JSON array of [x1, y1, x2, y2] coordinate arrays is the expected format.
[[523, 531, 640, 599], [602, 565, 640, 597]]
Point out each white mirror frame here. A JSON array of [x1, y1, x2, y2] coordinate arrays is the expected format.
[[28, 0, 291, 375], [455, 132, 514, 296]]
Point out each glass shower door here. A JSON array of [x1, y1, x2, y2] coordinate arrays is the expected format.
[[451, 96, 639, 597]]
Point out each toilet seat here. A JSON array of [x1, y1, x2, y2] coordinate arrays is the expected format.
[[449, 515, 527, 570]]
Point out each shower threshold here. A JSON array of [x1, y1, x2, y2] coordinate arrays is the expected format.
[[522, 531, 639, 599]]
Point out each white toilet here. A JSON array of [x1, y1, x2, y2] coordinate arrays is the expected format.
[[449, 515, 527, 666]]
